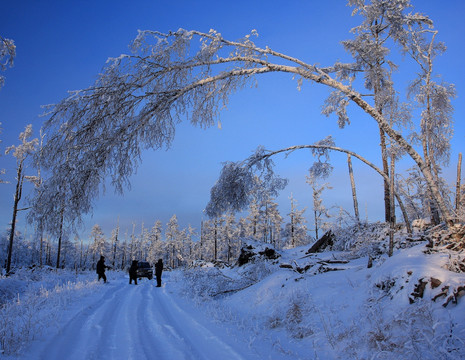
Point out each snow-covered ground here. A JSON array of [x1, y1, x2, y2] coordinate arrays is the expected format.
[[1, 238, 464, 359], [0, 270, 264, 360]]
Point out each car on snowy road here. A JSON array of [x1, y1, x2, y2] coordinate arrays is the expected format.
[[136, 261, 153, 280]]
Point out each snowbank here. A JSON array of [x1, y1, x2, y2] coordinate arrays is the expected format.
[[177, 237, 465, 359]]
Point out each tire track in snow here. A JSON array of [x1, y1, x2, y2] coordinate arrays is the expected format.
[[149, 285, 246, 360], [26, 276, 253, 360], [142, 283, 194, 359], [93, 281, 141, 359], [127, 281, 163, 359], [35, 280, 127, 360]]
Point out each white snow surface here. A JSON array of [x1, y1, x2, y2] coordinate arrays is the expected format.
[[3, 273, 259, 360], [1, 242, 465, 359]]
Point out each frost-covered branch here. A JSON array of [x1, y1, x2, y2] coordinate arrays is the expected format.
[[38, 4, 456, 229], [205, 146, 288, 218], [206, 138, 409, 220], [0, 35, 16, 88]]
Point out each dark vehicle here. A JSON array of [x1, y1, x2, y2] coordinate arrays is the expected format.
[[136, 261, 153, 280]]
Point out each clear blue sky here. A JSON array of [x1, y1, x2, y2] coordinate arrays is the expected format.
[[1, 0, 464, 241]]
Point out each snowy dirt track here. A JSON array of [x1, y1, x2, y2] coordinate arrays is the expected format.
[[21, 274, 255, 360]]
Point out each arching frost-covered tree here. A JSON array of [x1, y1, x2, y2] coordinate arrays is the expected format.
[[35, 0, 457, 232]]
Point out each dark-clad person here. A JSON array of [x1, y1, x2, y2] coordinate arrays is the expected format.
[[155, 259, 163, 287], [96, 255, 108, 283], [129, 260, 138, 285]]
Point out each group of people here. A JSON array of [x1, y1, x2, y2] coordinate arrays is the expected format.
[[96, 256, 164, 287]]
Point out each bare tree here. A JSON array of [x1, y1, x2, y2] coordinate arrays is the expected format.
[[37, 1, 456, 230], [110, 218, 120, 268], [284, 194, 308, 248], [90, 224, 106, 263], [5, 125, 38, 273], [306, 172, 333, 240], [407, 30, 456, 224]]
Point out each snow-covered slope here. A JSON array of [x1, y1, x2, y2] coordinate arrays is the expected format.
[[180, 239, 465, 359]]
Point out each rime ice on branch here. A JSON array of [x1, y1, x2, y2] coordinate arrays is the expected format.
[[36, 2, 456, 231]]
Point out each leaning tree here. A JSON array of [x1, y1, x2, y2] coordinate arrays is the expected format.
[[204, 138, 413, 232], [33, 0, 457, 236]]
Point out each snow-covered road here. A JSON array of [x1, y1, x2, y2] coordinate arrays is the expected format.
[[22, 274, 256, 360]]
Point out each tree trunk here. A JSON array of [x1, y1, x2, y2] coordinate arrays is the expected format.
[[307, 230, 334, 253], [121, 240, 126, 270], [314, 207, 319, 240], [200, 221, 204, 261], [39, 231, 44, 267], [56, 206, 64, 268], [112, 218, 119, 268], [396, 187, 412, 235], [291, 213, 295, 248], [214, 220, 218, 261], [379, 128, 391, 223], [388, 157, 396, 257], [347, 154, 360, 223], [46, 240, 51, 266], [6, 161, 24, 273], [456, 153, 462, 216]]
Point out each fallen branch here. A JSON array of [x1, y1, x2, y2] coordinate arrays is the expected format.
[[211, 282, 255, 297]]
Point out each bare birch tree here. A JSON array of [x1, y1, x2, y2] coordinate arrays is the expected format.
[[5, 125, 38, 273], [406, 29, 456, 224]]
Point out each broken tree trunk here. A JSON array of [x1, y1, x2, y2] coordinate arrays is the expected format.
[[307, 230, 334, 253], [347, 154, 360, 223]]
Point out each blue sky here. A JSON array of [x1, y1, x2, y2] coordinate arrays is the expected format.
[[1, 0, 464, 241]]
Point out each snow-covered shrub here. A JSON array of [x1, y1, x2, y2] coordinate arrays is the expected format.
[[412, 218, 432, 231], [331, 222, 389, 254], [236, 260, 277, 284], [331, 222, 427, 258], [0, 287, 58, 354], [0, 268, 99, 355], [181, 266, 252, 301], [264, 289, 316, 341], [283, 291, 314, 339], [0, 278, 28, 306], [361, 301, 463, 359], [446, 253, 465, 273]]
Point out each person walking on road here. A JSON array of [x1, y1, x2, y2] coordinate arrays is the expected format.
[[96, 255, 109, 283], [155, 259, 163, 287], [129, 260, 138, 285]]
